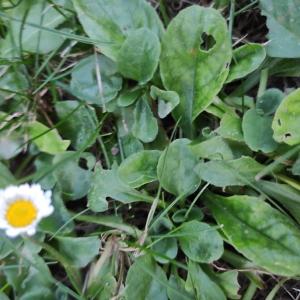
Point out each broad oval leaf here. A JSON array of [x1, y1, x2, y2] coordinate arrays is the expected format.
[[88, 165, 143, 212], [160, 5, 232, 133], [242, 108, 278, 152], [53, 151, 93, 200], [125, 254, 168, 300], [28, 121, 70, 155], [117, 28, 161, 84], [2, 0, 71, 55], [70, 54, 122, 106], [217, 114, 244, 142], [226, 43, 266, 83], [195, 156, 264, 187], [73, 0, 164, 60], [190, 136, 234, 160], [157, 139, 200, 196], [177, 220, 224, 263], [272, 88, 300, 145], [186, 261, 226, 300], [118, 150, 161, 188], [205, 193, 300, 276], [132, 97, 158, 143], [55, 100, 98, 150], [56, 236, 100, 268], [259, 0, 300, 58], [256, 88, 284, 116]]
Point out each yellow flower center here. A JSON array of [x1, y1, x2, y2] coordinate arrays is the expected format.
[[5, 199, 37, 228]]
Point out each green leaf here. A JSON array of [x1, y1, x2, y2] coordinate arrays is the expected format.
[[0, 68, 28, 102], [55, 100, 98, 149], [292, 156, 300, 176], [150, 86, 180, 119], [152, 238, 178, 264], [256, 88, 284, 116], [205, 193, 300, 276], [213, 270, 240, 300], [157, 139, 200, 196], [177, 220, 223, 263], [117, 88, 144, 107], [0, 232, 22, 259], [167, 275, 194, 300], [160, 5, 232, 133], [125, 254, 168, 300], [53, 151, 93, 200], [0, 162, 15, 188], [28, 121, 70, 155], [120, 134, 144, 158], [195, 156, 263, 187], [242, 108, 278, 152], [39, 190, 74, 234], [70, 54, 122, 106], [117, 28, 161, 83], [0, 131, 23, 160], [172, 207, 204, 224], [118, 150, 161, 188], [57, 236, 100, 268], [226, 43, 266, 83], [186, 261, 226, 300], [190, 136, 234, 160], [257, 180, 300, 224], [272, 88, 300, 145], [132, 97, 158, 143], [87, 165, 143, 212], [217, 114, 244, 142], [72, 0, 164, 60], [259, 0, 300, 58], [1, 0, 70, 56]]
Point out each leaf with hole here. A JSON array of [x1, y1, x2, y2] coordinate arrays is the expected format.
[[160, 5, 232, 134], [205, 192, 300, 276], [272, 88, 300, 145]]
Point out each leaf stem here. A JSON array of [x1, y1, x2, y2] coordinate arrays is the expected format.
[[242, 280, 257, 300], [257, 68, 268, 98]]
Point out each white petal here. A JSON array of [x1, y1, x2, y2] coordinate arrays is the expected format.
[[6, 228, 21, 238], [26, 227, 36, 236]]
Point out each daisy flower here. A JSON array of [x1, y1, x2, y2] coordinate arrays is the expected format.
[[0, 184, 54, 237]]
